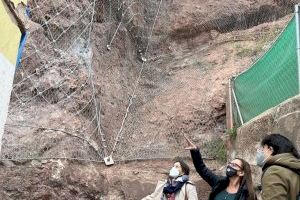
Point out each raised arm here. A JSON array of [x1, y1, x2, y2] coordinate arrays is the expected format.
[[184, 134, 221, 187]]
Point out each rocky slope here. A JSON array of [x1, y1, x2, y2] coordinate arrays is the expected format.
[[1, 0, 299, 199]]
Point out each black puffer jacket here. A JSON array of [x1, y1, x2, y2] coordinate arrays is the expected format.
[[190, 149, 251, 200]]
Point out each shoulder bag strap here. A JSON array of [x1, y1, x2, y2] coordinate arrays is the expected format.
[[185, 183, 188, 200]]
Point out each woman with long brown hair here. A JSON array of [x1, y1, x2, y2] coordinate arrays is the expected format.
[[184, 135, 256, 200]]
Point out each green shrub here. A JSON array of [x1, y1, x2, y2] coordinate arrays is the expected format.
[[203, 137, 227, 163], [226, 127, 237, 140]]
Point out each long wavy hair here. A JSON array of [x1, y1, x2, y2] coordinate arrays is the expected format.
[[236, 158, 255, 200]]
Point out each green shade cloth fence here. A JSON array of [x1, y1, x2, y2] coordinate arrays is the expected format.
[[232, 16, 299, 126]]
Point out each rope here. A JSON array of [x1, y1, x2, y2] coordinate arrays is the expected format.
[[110, 0, 163, 157], [3, 0, 105, 161], [107, 0, 140, 49], [87, 0, 109, 157]]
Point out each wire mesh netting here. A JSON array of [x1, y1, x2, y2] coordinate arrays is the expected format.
[[2, 0, 105, 161], [2, 0, 300, 163], [233, 16, 299, 125], [1, 0, 173, 162]]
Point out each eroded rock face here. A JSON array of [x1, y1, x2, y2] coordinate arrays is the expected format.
[[0, 159, 218, 200], [5, 0, 298, 160], [0, 160, 109, 199], [88, 0, 299, 161], [2, 0, 299, 199]]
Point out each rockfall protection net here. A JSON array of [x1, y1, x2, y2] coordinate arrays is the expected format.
[[2, 0, 103, 161], [233, 16, 299, 126], [2, 0, 298, 163], [1, 0, 173, 162]]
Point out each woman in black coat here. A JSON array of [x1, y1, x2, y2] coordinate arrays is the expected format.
[[184, 135, 256, 200]]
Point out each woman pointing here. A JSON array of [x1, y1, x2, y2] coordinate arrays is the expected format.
[[184, 134, 256, 200]]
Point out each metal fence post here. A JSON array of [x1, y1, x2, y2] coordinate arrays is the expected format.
[[231, 79, 244, 125], [226, 78, 234, 129]]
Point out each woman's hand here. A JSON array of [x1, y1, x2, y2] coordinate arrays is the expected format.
[[184, 134, 197, 150]]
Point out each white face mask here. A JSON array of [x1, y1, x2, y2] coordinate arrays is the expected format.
[[169, 167, 180, 178]]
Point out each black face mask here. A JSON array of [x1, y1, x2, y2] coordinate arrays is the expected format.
[[226, 166, 238, 177]]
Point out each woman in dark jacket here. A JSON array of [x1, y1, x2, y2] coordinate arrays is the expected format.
[[184, 135, 256, 200], [257, 133, 300, 200]]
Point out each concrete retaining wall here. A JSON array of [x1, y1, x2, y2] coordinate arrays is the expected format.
[[235, 94, 300, 186]]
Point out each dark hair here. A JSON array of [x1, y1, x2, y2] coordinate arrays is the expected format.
[[261, 133, 300, 158], [236, 158, 255, 200], [174, 158, 190, 175]]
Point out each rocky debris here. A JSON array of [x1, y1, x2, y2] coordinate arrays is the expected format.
[[0, 159, 221, 200], [0, 160, 109, 199]]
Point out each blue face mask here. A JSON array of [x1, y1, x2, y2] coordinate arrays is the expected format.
[[256, 150, 266, 167]]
